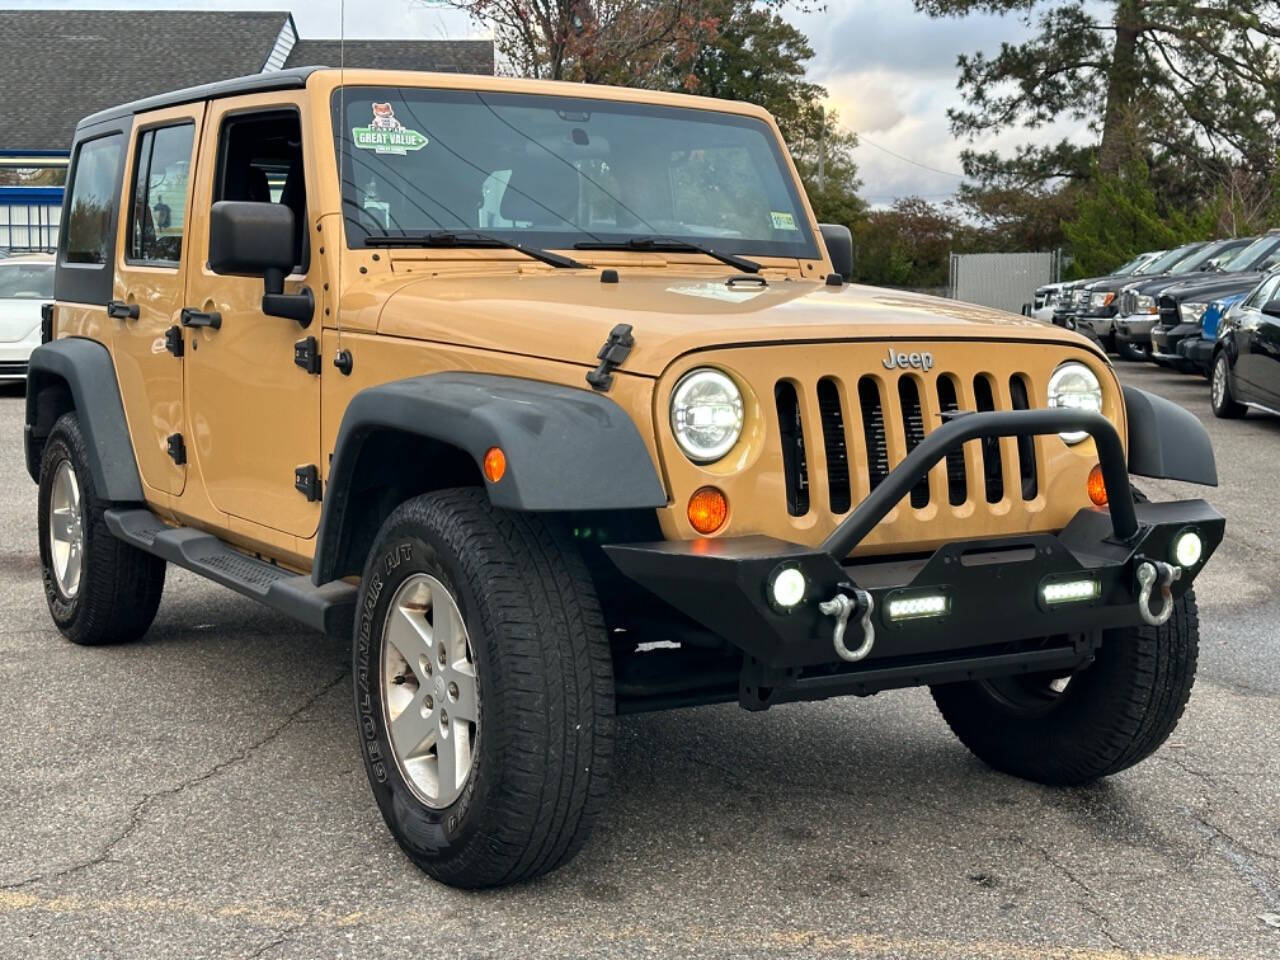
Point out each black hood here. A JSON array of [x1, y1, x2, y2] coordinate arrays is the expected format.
[[1158, 271, 1265, 305]]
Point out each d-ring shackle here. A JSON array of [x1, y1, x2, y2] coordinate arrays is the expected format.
[[1136, 560, 1181, 627], [819, 588, 876, 662]]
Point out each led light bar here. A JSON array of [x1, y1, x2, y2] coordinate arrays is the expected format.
[[1041, 578, 1101, 605], [886, 593, 949, 621]]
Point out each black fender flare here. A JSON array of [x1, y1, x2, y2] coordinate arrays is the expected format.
[[1123, 385, 1217, 486], [25, 338, 144, 502], [314, 373, 668, 584]]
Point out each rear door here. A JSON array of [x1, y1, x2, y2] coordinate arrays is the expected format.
[[112, 104, 203, 497]]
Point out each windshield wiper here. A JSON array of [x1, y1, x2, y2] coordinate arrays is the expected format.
[[573, 237, 762, 274], [364, 230, 592, 270]]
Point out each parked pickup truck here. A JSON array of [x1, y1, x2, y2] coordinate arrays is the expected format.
[[28, 67, 1224, 889]]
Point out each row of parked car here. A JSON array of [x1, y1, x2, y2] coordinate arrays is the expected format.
[[1033, 230, 1280, 419]]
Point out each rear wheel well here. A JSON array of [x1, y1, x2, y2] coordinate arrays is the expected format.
[[326, 430, 484, 581]]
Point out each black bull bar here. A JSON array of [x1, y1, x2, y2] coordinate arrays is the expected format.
[[605, 408, 1224, 688]]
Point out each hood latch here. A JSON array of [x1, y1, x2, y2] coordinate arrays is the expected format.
[[586, 323, 634, 392]]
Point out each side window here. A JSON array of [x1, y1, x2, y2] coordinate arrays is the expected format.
[[216, 110, 307, 270], [1246, 276, 1280, 310], [129, 124, 194, 264], [63, 134, 124, 265]]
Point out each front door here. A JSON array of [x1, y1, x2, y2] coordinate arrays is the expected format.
[[112, 105, 203, 498], [182, 95, 322, 537]]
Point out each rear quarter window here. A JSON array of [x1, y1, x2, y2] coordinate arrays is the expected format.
[[57, 130, 126, 304]]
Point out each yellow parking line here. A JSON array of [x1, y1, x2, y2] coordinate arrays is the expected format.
[[0, 890, 1240, 960]]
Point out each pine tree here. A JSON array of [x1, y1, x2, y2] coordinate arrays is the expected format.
[[915, 1, 1280, 191]]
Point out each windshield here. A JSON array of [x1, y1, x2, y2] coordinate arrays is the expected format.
[[1172, 239, 1244, 274], [1136, 244, 1201, 276], [1112, 253, 1151, 275], [332, 87, 818, 259], [1220, 235, 1280, 273], [0, 262, 53, 299]]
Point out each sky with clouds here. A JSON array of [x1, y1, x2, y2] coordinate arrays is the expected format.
[[3, 0, 1090, 205]]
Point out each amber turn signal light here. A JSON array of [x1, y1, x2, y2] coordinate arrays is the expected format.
[[483, 447, 506, 484], [687, 487, 728, 535], [1087, 463, 1107, 506]]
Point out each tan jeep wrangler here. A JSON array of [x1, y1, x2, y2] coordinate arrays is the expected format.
[[29, 67, 1223, 889]]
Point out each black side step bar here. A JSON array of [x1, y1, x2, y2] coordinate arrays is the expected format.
[[104, 508, 356, 638]]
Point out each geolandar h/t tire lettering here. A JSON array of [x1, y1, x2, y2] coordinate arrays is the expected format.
[[37, 412, 166, 645], [353, 488, 615, 888]]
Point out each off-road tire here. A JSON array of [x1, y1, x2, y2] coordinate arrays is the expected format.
[[1210, 352, 1246, 419], [930, 592, 1199, 786], [37, 412, 166, 645], [1116, 339, 1150, 362], [353, 488, 615, 888]]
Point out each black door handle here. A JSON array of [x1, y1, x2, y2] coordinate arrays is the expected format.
[[180, 307, 222, 330], [106, 299, 139, 320]]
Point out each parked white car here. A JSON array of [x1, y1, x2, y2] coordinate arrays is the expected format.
[[0, 254, 54, 381]]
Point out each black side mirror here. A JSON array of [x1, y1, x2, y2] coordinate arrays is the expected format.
[[819, 223, 854, 282], [209, 201, 313, 327], [1262, 300, 1280, 320]]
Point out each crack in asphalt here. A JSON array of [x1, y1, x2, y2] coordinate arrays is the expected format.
[[901, 792, 1126, 950], [241, 921, 305, 960], [1192, 817, 1280, 912], [0, 670, 349, 893]]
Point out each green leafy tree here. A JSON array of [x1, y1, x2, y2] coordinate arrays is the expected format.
[[853, 197, 970, 289], [1061, 160, 1200, 277]]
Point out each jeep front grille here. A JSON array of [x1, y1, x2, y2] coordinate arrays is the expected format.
[[778, 370, 1041, 517]]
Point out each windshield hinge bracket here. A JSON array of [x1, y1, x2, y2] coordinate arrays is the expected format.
[[293, 336, 321, 375], [585, 323, 634, 392], [294, 464, 321, 502], [164, 325, 184, 358]]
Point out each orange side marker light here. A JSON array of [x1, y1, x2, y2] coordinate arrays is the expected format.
[[483, 447, 507, 484], [1087, 463, 1108, 506]]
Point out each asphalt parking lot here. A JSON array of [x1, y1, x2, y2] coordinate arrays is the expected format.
[[0, 361, 1277, 960]]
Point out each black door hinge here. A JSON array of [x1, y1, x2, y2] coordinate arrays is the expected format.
[[585, 323, 634, 392], [164, 325, 184, 357], [293, 336, 321, 375], [294, 464, 321, 502], [167, 433, 187, 466]]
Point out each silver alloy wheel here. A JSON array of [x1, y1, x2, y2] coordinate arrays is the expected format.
[[381, 573, 479, 809], [48, 459, 84, 600], [1212, 357, 1227, 408]]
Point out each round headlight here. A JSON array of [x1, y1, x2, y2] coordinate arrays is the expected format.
[[1047, 362, 1103, 445], [671, 368, 744, 463]]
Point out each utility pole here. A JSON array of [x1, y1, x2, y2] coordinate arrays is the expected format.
[[817, 106, 826, 192]]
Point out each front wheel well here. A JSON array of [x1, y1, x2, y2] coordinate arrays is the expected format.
[[320, 429, 484, 583], [25, 371, 75, 481]]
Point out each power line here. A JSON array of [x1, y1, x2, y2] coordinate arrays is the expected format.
[[845, 127, 968, 181]]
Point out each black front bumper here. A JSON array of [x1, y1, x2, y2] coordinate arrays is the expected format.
[[1178, 336, 1214, 370], [605, 407, 1223, 707], [606, 499, 1221, 670], [1152, 323, 1200, 362]]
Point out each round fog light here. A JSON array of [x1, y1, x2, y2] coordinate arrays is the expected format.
[[1172, 530, 1203, 568], [769, 567, 807, 609]]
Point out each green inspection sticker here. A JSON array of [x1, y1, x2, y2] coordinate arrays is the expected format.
[[770, 211, 798, 230], [352, 102, 429, 155]]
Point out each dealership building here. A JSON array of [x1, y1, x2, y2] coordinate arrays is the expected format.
[[0, 10, 493, 251]]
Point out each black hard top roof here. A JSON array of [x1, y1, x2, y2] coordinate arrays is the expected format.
[[76, 66, 324, 133]]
